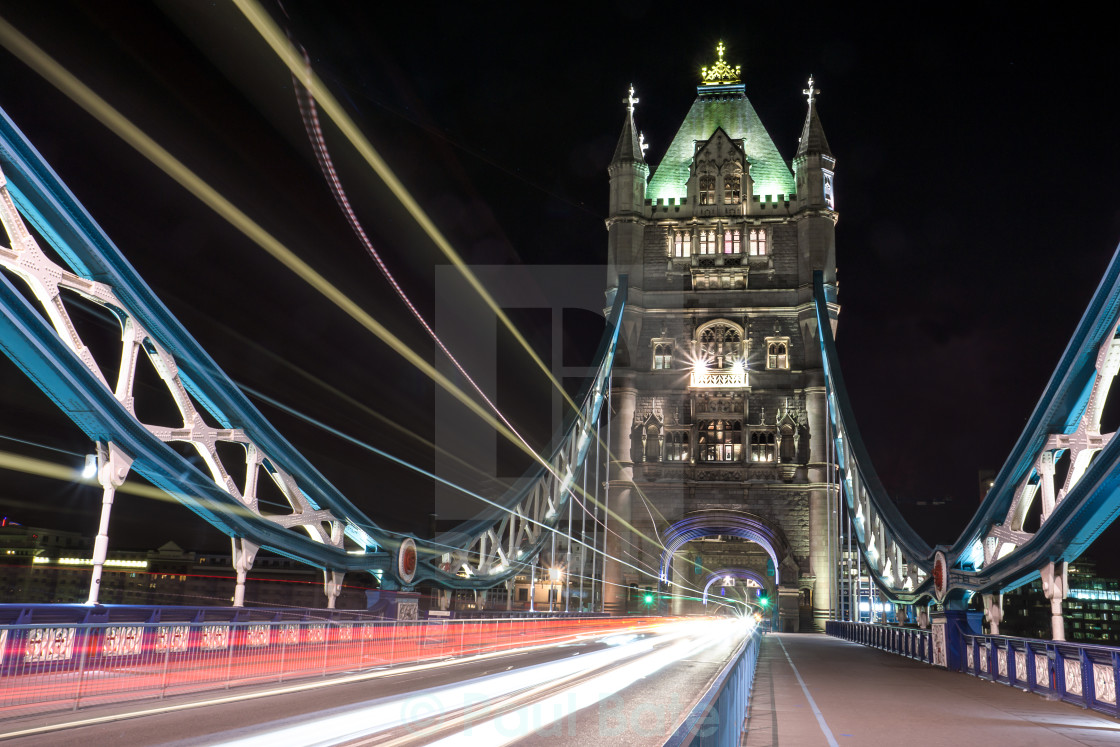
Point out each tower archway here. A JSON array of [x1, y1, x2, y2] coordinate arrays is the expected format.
[[700, 567, 769, 606], [659, 509, 791, 583]]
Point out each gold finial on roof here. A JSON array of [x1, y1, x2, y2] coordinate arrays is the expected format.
[[701, 41, 742, 85]]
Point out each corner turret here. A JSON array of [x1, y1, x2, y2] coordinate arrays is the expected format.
[[793, 76, 836, 211], [607, 85, 650, 293], [793, 76, 838, 289]]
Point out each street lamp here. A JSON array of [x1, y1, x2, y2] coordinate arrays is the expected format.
[[549, 566, 562, 612]]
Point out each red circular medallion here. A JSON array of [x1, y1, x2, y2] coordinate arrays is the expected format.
[[398, 538, 417, 584]]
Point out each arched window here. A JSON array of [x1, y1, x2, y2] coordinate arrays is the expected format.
[[767, 341, 788, 370], [780, 424, 796, 463], [653, 344, 672, 370], [750, 432, 776, 462], [723, 229, 741, 254], [749, 228, 768, 256], [699, 175, 716, 205], [697, 420, 742, 462], [673, 230, 691, 258], [698, 322, 743, 369], [723, 175, 741, 204], [698, 230, 716, 255], [645, 424, 661, 462]]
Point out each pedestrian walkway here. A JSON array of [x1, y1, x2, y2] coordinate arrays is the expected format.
[[745, 634, 1120, 746]]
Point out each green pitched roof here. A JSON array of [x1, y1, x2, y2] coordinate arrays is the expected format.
[[646, 85, 796, 202]]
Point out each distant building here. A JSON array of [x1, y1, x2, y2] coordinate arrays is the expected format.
[[1001, 557, 1120, 643], [0, 522, 371, 609]]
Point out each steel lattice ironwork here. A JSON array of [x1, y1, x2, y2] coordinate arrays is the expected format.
[[0, 106, 623, 596], [815, 248, 1120, 611]]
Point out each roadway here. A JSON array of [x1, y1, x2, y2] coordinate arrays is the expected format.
[[746, 634, 1120, 746], [0, 618, 748, 746]]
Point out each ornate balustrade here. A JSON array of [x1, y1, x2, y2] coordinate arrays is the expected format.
[[828, 621, 1120, 719], [961, 632, 1120, 718], [826, 620, 930, 663]]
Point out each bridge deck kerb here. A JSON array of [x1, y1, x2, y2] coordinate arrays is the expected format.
[[746, 634, 1120, 746]]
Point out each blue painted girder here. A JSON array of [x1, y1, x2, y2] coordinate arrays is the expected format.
[[0, 106, 622, 589], [815, 236, 1120, 602]]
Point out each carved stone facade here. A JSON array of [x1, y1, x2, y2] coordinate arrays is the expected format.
[[603, 46, 839, 631]]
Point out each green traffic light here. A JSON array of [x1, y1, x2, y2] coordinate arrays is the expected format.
[[644, 594, 654, 604], [759, 596, 769, 608]]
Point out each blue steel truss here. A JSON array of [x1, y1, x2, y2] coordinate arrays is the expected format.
[[0, 106, 623, 591], [815, 242, 1120, 604]]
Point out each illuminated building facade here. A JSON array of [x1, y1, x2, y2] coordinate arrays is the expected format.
[[1002, 558, 1120, 643], [0, 523, 369, 608], [603, 44, 838, 630]]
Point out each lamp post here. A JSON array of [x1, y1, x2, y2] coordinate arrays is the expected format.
[[549, 566, 562, 612], [529, 559, 536, 612]]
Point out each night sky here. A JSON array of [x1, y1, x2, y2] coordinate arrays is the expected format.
[[0, 3, 1118, 568]]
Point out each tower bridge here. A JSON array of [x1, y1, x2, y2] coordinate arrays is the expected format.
[[2, 32, 1120, 745]]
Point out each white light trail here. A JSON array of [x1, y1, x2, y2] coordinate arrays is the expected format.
[[209, 620, 745, 747]]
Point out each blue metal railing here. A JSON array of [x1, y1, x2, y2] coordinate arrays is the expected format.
[[961, 632, 1120, 718], [666, 629, 761, 746], [827, 621, 1120, 719], [826, 620, 931, 663]]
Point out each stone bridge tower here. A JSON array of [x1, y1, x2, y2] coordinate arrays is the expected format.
[[603, 44, 838, 631]]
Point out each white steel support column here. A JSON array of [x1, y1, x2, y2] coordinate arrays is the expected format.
[[1038, 451, 1057, 521], [87, 442, 133, 605], [1041, 561, 1067, 641], [323, 570, 345, 609], [982, 592, 1003, 635], [231, 538, 260, 607]]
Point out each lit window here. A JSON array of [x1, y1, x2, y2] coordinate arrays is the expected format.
[[664, 431, 690, 462], [749, 228, 768, 256], [653, 343, 673, 370], [698, 420, 741, 462], [751, 432, 776, 462], [674, 230, 691, 258], [699, 175, 716, 205], [767, 342, 788, 370], [698, 230, 716, 255], [724, 229, 741, 254], [724, 175, 741, 204], [698, 322, 742, 368]]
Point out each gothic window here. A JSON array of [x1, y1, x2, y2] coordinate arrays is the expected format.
[[750, 431, 776, 462], [698, 229, 716, 255], [780, 424, 796, 463], [767, 342, 788, 369], [749, 228, 768, 256], [723, 229, 741, 254], [673, 230, 692, 258], [697, 322, 743, 368], [699, 175, 716, 205], [697, 420, 742, 462], [653, 343, 673, 370], [645, 424, 661, 462], [664, 431, 689, 462], [723, 175, 741, 204]]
